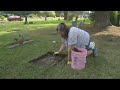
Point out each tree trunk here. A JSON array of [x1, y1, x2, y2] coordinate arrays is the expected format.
[[24, 15, 28, 24], [94, 11, 112, 27], [45, 16, 47, 21], [55, 11, 61, 17], [64, 11, 68, 20], [75, 16, 78, 21]]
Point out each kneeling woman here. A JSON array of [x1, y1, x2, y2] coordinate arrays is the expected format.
[[54, 23, 98, 64]]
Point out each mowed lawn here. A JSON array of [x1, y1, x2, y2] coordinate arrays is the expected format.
[[0, 18, 120, 79]]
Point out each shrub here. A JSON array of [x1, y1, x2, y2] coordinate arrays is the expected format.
[[40, 11, 55, 17], [0, 14, 5, 20], [68, 13, 74, 21], [88, 12, 95, 22], [110, 11, 119, 25]]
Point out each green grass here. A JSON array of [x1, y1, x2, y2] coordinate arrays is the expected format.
[[0, 18, 120, 79]]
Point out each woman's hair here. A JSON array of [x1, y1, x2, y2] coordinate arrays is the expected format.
[[56, 23, 70, 39]]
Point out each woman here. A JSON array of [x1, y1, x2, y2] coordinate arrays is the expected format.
[[54, 23, 98, 64]]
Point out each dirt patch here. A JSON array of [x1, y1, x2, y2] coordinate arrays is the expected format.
[[91, 26, 120, 42], [30, 52, 67, 67]]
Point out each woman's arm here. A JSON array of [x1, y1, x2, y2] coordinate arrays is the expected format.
[[68, 45, 72, 61], [58, 43, 66, 53], [54, 38, 66, 55], [68, 44, 76, 60]]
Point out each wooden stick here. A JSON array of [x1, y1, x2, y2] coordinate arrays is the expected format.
[[23, 40, 33, 44], [8, 40, 34, 48]]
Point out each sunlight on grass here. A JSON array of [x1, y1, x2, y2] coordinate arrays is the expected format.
[[0, 31, 10, 36]]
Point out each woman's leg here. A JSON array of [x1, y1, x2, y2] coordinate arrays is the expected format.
[[87, 50, 93, 56], [87, 49, 98, 57]]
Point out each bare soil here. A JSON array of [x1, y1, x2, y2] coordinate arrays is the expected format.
[[30, 52, 67, 67]]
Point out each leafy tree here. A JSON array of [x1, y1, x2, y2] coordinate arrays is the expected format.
[[38, 11, 55, 17], [55, 11, 62, 17], [89, 11, 120, 26], [68, 12, 74, 21], [110, 11, 119, 26], [0, 14, 5, 20], [3, 11, 38, 24], [88, 11, 95, 22]]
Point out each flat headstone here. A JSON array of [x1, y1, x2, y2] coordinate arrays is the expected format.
[[8, 40, 34, 48], [79, 21, 84, 27]]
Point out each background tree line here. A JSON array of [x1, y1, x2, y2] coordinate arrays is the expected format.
[[0, 11, 120, 27]]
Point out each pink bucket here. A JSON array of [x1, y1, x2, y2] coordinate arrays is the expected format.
[[71, 48, 87, 70]]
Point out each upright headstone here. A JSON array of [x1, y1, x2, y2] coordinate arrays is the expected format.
[[79, 21, 84, 28], [72, 20, 77, 27], [45, 16, 47, 21]]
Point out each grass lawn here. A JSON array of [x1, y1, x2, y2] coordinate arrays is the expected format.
[[0, 18, 120, 79]]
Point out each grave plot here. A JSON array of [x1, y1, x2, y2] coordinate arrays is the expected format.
[[30, 52, 67, 67]]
